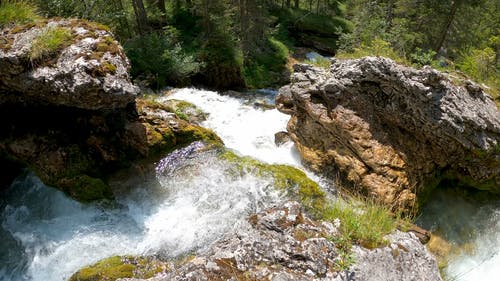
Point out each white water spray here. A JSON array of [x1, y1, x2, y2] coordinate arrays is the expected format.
[[1, 88, 498, 281]]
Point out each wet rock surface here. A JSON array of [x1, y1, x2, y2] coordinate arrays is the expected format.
[[276, 57, 500, 210], [119, 201, 441, 281], [0, 20, 221, 201]]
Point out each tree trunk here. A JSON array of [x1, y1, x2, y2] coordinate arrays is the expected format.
[[434, 1, 460, 54], [131, 0, 149, 35], [157, 0, 166, 14], [286, 0, 291, 7], [294, 0, 299, 9], [385, 0, 394, 32], [116, 0, 132, 38]]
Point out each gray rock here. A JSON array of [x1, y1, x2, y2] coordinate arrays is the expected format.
[[0, 19, 138, 110], [276, 57, 500, 210], [348, 231, 442, 281], [122, 201, 441, 281]]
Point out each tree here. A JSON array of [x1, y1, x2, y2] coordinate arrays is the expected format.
[[131, 0, 149, 34]]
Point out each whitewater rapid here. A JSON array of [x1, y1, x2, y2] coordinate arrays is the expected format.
[[0, 88, 498, 281], [0, 88, 297, 281]]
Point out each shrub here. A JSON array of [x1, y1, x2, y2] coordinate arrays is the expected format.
[[0, 0, 40, 27], [410, 48, 437, 67], [458, 47, 497, 83], [29, 26, 73, 61]]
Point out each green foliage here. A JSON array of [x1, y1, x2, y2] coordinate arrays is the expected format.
[[0, 0, 40, 27], [32, 0, 130, 38], [29, 26, 73, 61], [337, 38, 409, 65], [458, 47, 498, 83], [273, 8, 352, 36], [243, 37, 290, 88], [410, 48, 437, 67], [125, 31, 201, 88]]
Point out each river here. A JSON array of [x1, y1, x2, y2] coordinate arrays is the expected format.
[[0, 88, 498, 280]]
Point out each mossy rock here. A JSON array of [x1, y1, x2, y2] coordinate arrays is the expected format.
[[137, 98, 223, 158], [164, 99, 208, 123], [69, 255, 168, 281], [219, 150, 326, 216], [58, 175, 113, 202]]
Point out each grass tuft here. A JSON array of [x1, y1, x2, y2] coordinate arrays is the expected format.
[[0, 0, 41, 28], [322, 198, 398, 249], [29, 26, 73, 61]]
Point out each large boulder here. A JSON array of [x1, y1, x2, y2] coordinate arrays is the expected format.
[[0, 18, 137, 109], [0, 19, 221, 200], [276, 57, 500, 210]]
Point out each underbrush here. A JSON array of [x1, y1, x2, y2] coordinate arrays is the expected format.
[[243, 37, 290, 89]]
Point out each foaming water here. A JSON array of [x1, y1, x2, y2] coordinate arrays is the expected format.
[[165, 88, 302, 166], [0, 143, 283, 280], [417, 188, 500, 281]]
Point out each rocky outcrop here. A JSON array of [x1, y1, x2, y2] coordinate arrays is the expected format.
[[0, 19, 221, 200], [0, 19, 136, 109], [277, 57, 500, 210], [118, 201, 441, 281]]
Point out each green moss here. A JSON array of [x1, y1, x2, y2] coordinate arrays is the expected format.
[[61, 175, 113, 202], [70, 255, 167, 281], [29, 26, 73, 61], [175, 124, 222, 147], [0, 0, 41, 28], [165, 100, 208, 123], [101, 61, 117, 73], [95, 39, 121, 55], [77, 19, 111, 32], [219, 150, 326, 215]]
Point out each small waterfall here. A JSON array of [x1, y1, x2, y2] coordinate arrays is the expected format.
[[1, 88, 498, 280]]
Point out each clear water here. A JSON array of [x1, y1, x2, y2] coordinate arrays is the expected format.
[[1, 88, 498, 281]]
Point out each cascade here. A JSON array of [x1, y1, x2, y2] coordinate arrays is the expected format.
[[0, 88, 498, 280]]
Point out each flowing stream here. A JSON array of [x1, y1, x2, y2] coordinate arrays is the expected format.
[[0, 88, 498, 281]]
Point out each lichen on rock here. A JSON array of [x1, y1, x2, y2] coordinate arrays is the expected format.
[[276, 57, 500, 211]]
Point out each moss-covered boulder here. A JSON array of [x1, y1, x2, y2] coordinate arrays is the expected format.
[[0, 18, 222, 202], [69, 255, 168, 281], [218, 149, 326, 216]]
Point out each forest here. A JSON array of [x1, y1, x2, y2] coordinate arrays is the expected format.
[[1, 0, 499, 95]]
